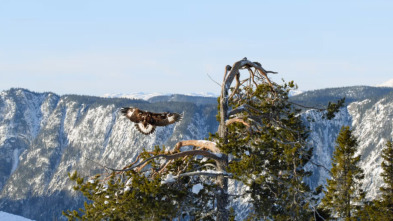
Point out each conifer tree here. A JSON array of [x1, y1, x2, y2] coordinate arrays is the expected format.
[[379, 140, 393, 216], [321, 126, 365, 220], [220, 80, 313, 220], [358, 140, 393, 221]]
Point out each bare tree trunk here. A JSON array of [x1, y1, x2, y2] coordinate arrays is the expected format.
[[215, 58, 274, 220], [215, 65, 233, 221], [216, 155, 229, 221]]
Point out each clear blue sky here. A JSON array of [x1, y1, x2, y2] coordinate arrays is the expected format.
[[1, 0, 393, 96]]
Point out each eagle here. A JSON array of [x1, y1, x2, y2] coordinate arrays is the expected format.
[[120, 107, 182, 135]]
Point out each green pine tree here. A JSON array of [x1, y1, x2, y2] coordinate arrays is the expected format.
[[215, 79, 313, 220], [63, 148, 216, 220], [358, 140, 393, 220], [378, 140, 393, 217], [321, 126, 365, 220]]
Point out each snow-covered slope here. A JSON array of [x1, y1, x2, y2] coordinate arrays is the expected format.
[[303, 88, 393, 199], [0, 211, 33, 221], [0, 88, 218, 220]]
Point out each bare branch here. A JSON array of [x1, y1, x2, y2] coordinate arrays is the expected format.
[[242, 60, 277, 87], [136, 161, 150, 172], [207, 73, 221, 87], [174, 140, 220, 153], [228, 73, 240, 101], [227, 105, 248, 116], [174, 171, 233, 179], [288, 101, 325, 111], [193, 163, 218, 171], [271, 137, 301, 146], [157, 160, 173, 174], [227, 192, 250, 198], [309, 160, 332, 175], [223, 65, 232, 82], [106, 150, 223, 172], [228, 104, 272, 118], [225, 118, 250, 127]]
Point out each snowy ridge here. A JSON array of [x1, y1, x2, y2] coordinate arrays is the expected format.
[[377, 78, 393, 87], [288, 89, 303, 96], [0, 88, 219, 220], [102, 92, 218, 100], [102, 92, 168, 100], [304, 95, 393, 200]]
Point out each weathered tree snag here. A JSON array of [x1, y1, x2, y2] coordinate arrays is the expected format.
[[216, 58, 276, 221]]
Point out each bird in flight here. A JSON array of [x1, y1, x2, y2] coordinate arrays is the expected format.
[[121, 107, 182, 135]]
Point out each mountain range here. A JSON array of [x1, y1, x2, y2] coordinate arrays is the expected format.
[[1, 84, 393, 220]]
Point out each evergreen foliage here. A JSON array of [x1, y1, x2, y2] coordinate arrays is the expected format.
[[63, 147, 217, 220], [219, 81, 313, 220], [376, 140, 393, 218], [321, 126, 365, 220], [356, 140, 393, 220], [380, 140, 393, 207], [63, 171, 184, 220]]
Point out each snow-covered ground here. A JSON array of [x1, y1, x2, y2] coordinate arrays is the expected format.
[[0, 211, 34, 221]]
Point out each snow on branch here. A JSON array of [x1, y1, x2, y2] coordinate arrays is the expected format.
[[161, 170, 233, 184], [105, 150, 223, 172]]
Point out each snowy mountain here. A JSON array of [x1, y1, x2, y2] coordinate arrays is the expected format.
[[288, 89, 303, 96], [296, 86, 393, 199], [1, 86, 393, 220], [102, 92, 168, 100], [0, 88, 218, 220], [102, 92, 218, 100], [377, 78, 393, 87]]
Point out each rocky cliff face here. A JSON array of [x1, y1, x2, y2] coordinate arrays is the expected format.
[[0, 88, 218, 220], [1, 86, 393, 220], [303, 87, 393, 200]]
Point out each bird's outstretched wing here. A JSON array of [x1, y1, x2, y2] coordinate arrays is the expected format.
[[120, 107, 182, 135], [151, 112, 182, 126]]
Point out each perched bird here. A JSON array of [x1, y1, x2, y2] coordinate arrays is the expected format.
[[120, 107, 182, 135]]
